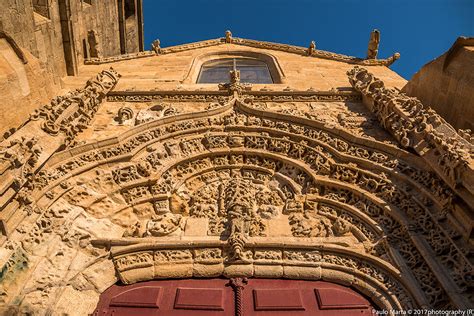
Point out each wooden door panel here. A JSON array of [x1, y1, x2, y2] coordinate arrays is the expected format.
[[94, 279, 234, 316], [253, 289, 305, 311], [174, 287, 225, 310], [243, 279, 374, 316], [109, 286, 162, 308], [315, 287, 371, 310]]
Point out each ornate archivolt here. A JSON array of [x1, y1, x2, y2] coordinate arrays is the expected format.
[[0, 68, 472, 314]]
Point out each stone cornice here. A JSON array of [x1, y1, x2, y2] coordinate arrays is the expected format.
[[106, 89, 362, 103], [84, 36, 399, 66], [230, 37, 400, 66], [84, 51, 155, 65]]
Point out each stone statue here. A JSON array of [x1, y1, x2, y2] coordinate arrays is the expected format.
[[222, 179, 265, 260], [225, 30, 232, 43], [367, 29, 380, 59], [151, 39, 161, 54], [308, 40, 316, 55], [87, 30, 102, 58]]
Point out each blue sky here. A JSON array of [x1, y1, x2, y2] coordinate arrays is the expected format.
[[142, 0, 473, 79]]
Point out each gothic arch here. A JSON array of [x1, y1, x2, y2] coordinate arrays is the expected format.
[[24, 106, 443, 309], [25, 95, 467, 309], [1, 68, 472, 314]]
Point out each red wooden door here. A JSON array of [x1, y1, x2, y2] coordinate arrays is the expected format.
[[93, 279, 235, 316], [93, 278, 375, 316], [243, 279, 374, 316]]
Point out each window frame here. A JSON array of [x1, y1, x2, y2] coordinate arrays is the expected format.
[[197, 58, 274, 84], [182, 51, 286, 85]]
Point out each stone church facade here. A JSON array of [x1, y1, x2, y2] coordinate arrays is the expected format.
[[0, 2, 473, 315]]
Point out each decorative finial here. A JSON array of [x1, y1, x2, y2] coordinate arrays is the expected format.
[[218, 69, 252, 95], [151, 39, 161, 54], [307, 40, 316, 55], [225, 30, 233, 43], [230, 69, 240, 85], [367, 29, 380, 59]]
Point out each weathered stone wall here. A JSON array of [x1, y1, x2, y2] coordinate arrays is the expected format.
[[0, 38, 58, 137], [1, 0, 67, 84], [68, 0, 124, 63], [403, 38, 474, 131], [0, 0, 143, 137]]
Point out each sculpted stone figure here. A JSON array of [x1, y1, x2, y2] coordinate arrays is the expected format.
[[116, 106, 134, 124], [288, 211, 334, 237], [308, 40, 316, 55], [218, 69, 252, 94], [367, 29, 380, 59], [222, 179, 266, 259], [144, 213, 183, 237], [151, 39, 161, 54], [87, 30, 102, 58], [225, 30, 233, 43]]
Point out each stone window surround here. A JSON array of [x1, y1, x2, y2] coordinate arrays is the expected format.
[[182, 50, 287, 85]]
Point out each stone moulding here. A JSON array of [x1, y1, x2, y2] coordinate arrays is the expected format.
[[106, 89, 362, 103], [83, 36, 399, 66], [347, 66, 474, 203], [84, 50, 155, 65], [230, 37, 400, 66], [0, 31, 28, 64], [91, 238, 413, 310], [106, 90, 229, 102], [0, 68, 120, 239]]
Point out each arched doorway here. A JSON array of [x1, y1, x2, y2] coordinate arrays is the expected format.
[[93, 278, 376, 316]]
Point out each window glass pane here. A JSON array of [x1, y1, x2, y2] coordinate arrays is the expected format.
[[197, 58, 274, 84], [198, 66, 233, 83], [240, 66, 273, 84]]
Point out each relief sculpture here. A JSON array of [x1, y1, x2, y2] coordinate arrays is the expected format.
[[0, 29, 472, 315]]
